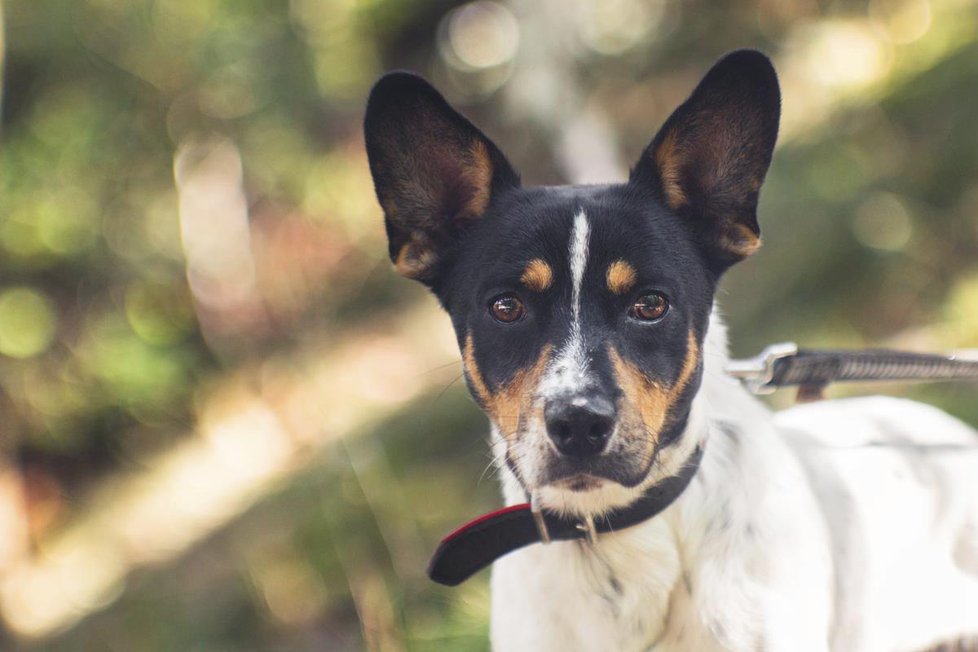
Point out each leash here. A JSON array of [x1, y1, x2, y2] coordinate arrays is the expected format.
[[726, 342, 978, 398], [427, 445, 704, 586]]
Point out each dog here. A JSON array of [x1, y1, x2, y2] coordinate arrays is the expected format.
[[364, 50, 978, 651]]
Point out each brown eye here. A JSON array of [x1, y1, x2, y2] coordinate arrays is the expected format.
[[629, 292, 669, 322], [489, 293, 525, 323]]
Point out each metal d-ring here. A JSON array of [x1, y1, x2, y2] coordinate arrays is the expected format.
[[530, 493, 551, 544], [576, 514, 598, 544]]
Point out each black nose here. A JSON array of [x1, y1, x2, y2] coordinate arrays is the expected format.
[[545, 397, 616, 458]]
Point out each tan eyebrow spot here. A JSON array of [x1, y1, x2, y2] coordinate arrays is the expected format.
[[520, 259, 553, 292], [606, 260, 637, 295], [463, 332, 552, 440]]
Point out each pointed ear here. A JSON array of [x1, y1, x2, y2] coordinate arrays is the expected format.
[[630, 50, 780, 271], [364, 72, 519, 285]]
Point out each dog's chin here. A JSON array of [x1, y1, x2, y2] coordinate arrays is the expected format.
[[554, 474, 607, 493], [538, 449, 655, 490], [523, 457, 657, 517], [531, 473, 650, 518]]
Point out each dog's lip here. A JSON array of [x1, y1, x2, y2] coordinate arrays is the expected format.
[[553, 473, 606, 492]]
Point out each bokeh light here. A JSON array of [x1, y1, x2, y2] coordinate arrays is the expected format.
[[0, 0, 976, 649], [0, 288, 57, 359]]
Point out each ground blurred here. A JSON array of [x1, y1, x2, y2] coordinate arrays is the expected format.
[[0, 0, 975, 649]]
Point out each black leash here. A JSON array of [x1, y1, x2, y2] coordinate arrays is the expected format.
[[727, 342, 978, 398], [427, 445, 704, 586]]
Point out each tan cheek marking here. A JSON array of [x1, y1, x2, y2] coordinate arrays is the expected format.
[[606, 260, 637, 295], [654, 130, 688, 210], [521, 259, 553, 292], [464, 333, 552, 440], [463, 332, 493, 406], [609, 330, 701, 444]]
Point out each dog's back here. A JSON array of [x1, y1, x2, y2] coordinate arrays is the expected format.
[[777, 397, 978, 651]]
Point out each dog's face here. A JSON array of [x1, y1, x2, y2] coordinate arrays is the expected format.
[[365, 51, 780, 508]]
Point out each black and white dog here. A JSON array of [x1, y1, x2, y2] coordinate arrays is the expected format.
[[364, 50, 978, 651]]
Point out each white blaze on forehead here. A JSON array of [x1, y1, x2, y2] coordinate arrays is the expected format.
[[539, 210, 592, 399], [569, 209, 590, 324]]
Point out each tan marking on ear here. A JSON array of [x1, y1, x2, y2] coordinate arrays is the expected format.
[[654, 130, 688, 210], [459, 139, 494, 220], [609, 330, 700, 446], [720, 224, 762, 258], [606, 260, 637, 295], [463, 333, 552, 440], [394, 237, 438, 279], [521, 259, 553, 292]]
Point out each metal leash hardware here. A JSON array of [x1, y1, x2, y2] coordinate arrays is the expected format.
[[726, 342, 978, 397], [724, 342, 799, 395]]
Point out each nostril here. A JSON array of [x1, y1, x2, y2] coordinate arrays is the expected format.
[[555, 421, 573, 444], [586, 419, 610, 445]]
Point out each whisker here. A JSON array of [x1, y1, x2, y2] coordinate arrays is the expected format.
[[434, 371, 466, 401]]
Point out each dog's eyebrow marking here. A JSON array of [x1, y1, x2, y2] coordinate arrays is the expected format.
[[520, 259, 553, 292], [606, 260, 637, 295]]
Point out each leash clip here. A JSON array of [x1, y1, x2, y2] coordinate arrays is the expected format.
[[576, 514, 598, 545], [725, 342, 798, 394], [530, 493, 551, 544]]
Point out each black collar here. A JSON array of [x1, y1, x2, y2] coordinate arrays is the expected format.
[[427, 445, 704, 586]]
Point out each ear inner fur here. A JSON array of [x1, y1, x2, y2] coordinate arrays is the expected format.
[[630, 50, 779, 270], [606, 260, 638, 295], [464, 333, 552, 439], [654, 130, 688, 210], [364, 72, 519, 285], [609, 331, 700, 450], [521, 259, 554, 292], [459, 139, 494, 221]]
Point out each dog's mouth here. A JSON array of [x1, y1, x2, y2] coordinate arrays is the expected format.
[[553, 473, 606, 492], [503, 431, 660, 496], [539, 449, 658, 491]]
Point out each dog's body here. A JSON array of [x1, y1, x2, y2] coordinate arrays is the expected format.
[[364, 51, 978, 651], [492, 315, 978, 651]]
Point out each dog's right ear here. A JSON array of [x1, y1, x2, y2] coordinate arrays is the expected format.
[[629, 50, 780, 274], [364, 72, 520, 285]]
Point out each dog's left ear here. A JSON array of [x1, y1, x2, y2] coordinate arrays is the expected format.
[[630, 50, 780, 272], [364, 72, 519, 286]]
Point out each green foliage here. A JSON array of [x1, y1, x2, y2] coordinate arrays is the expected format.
[[1, 0, 976, 649]]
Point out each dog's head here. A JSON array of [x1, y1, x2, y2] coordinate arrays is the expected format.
[[364, 51, 780, 514]]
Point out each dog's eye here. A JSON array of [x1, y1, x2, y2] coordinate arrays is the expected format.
[[489, 293, 525, 323], [629, 292, 669, 322]]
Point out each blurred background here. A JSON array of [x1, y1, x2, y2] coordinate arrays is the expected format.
[[0, 0, 976, 649]]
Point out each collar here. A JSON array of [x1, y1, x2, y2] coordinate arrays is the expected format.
[[427, 444, 704, 586]]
